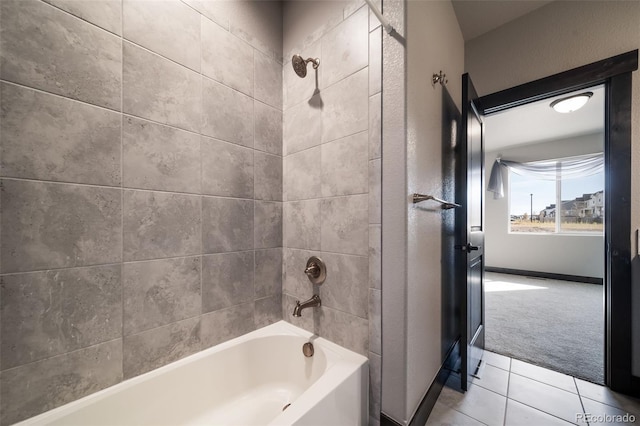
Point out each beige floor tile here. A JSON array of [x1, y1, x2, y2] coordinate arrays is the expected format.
[[508, 373, 583, 423]]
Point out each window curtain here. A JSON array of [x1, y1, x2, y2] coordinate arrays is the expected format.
[[487, 153, 604, 199]]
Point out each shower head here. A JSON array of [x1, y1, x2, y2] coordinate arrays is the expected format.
[[292, 54, 320, 78]]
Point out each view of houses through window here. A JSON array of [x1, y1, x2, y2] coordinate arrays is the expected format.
[[509, 163, 604, 234]]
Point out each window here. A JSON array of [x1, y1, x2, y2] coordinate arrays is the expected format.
[[509, 157, 604, 234]]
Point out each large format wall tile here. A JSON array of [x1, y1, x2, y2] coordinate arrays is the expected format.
[[369, 224, 381, 290], [227, 0, 282, 61], [202, 78, 253, 147], [369, 159, 381, 223], [201, 302, 255, 348], [321, 131, 368, 197], [1, 265, 122, 369], [254, 101, 283, 157], [1, 0, 121, 110], [369, 93, 382, 159], [202, 137, 254, 198], [321, 68, 368, 143], [202, 17, 253, 95], [318, 306, 368, 356], [284, 146, 321, 201], [255, 294, 282, 328], [369, 289, 382, 354], [283, 100, 322, 155], [123, 256, 201, 335], [318, 252, 368, 318], [0, 0, 293, 421], [202, 251, 254, 313], [123, 190, 201, 261], [254, 51, 282, 109], [369, 352, 382, 422], [283, 200, 321, 251], [123, 317, 200, 379], [282, 248, 315, 298], [123, 42, 201, 132], [254, 201, 282, 249], [1, 180, 122, 273], [181, 0, 229, 30], [254, 248, 282, 298], [1, 340, 122, 425], [321, 6, 368, 89], [254, 152, 282, 201], [369, 27, 382, 95], [202, 197, 253, 253], [43, 0, 122, 35], [123, 117, 201, 193], [1, 83, 121, 186], [123, 0, 200, 72], [321, 195, 368, 256]]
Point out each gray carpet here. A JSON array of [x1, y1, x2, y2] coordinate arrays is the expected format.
[[484, 272, 604, 384]]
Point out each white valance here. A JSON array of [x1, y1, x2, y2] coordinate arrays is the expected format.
[[487, 153, 604, 199]]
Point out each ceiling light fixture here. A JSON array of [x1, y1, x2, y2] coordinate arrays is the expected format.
[[550, 92, 593, 113]]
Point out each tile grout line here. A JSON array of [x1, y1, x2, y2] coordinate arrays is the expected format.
[[282, 64, 368, 112], [574, 377, 589, 425], [0, 252, 262, 278], [0, 176, 285, 203], [38, 0, 120, 38], [179, 0, 281, 66], [199, 15, 205, 331], [509, 370, 581, 395], [0, 336, 124, 375], [503, 361, 512, 425], [283, 128, 370, 158], [120, 0, 125, 380], [285, 247, 369, 259], [0, 79, 279, 156]]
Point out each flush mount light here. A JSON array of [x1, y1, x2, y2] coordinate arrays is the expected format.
[[550, 92, 593, 113]]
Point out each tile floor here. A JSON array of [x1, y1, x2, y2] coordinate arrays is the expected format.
[[426, 351, 640, 425]]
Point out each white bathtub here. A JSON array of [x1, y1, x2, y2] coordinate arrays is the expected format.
[[17, 321, 368, 426]]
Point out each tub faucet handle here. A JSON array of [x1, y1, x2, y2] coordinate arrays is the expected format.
[[305, 263, 320, 277], [304, 256, 326, 285]]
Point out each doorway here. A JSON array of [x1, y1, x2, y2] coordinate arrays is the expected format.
[[473, 49, 638, 394], [482, 84, 606, 383]]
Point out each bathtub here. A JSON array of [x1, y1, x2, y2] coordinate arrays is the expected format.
[[17, 321, 368, 426]]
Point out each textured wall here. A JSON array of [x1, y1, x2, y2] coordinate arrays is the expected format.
[[0, 0, 283, 424], [281, 1, 382, 425], [381, 0, 464, 423], [464, 0, 640, 377]]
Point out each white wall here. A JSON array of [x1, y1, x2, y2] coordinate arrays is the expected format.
[[382, 0, 464, 423], [464, 0, 640, 376], [485, 134, 605, 279]]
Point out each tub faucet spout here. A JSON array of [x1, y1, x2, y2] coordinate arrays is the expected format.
[[293, 294, 321, 317]]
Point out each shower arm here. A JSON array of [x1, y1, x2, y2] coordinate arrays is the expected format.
[[363, 0, 395, 35], [305, 58, 320, 69]]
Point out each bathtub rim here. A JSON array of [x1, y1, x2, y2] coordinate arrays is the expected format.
[[15, 320, 368, 426]]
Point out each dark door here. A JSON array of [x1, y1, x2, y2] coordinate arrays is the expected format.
[[456, 74, 485, 391]]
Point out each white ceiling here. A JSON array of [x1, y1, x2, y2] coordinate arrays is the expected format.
[[484, 85, 605, 151], [451, 0, 553, 41]]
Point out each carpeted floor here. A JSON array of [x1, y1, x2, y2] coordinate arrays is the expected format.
[[484, 272, 604, 384]]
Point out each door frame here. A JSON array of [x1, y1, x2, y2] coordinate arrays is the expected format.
[[476, 50, 638, 394]]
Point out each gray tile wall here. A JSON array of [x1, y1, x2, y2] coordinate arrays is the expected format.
[[282, 3, 382, 426], [0, 0, 283, 424]]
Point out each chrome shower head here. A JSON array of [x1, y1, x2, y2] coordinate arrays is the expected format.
[[292, 54, 320, 78]]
